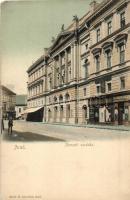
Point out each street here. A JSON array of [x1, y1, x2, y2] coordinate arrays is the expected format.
[[1, 120, 130, 200], [2, 120, 130, 142]]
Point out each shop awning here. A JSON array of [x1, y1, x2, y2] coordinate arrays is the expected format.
[[22, 106, 43, 114]]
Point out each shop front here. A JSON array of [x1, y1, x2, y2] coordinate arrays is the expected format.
[[24, 106, 44, 122], [88, 94, 130, 126], [88, 96, 114, 124], [113, 95, 130, 126]]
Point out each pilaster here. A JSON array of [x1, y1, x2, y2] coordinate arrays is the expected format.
[[65, 49, 68, 83]]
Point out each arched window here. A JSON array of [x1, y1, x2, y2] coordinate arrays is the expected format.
[[65, 93, 70, 101], [59, 95, 63, 102], [54, 96, 57, 103]]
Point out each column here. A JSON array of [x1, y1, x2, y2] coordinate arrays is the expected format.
[[71, 44, 74, 80], [65, 49, 68, 83], [53, 59, 56, 88], [73, 42, 77, 81], [59, 54, 62, 86]]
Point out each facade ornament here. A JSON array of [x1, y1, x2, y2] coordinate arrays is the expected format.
[[73, 15, 79, 22], [61, 24, 65, 32]]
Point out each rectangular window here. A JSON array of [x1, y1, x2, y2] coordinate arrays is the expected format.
[[56, 68, 59, 86], [106, 51, 111, 68], [67, 49, 71, 61], [107, 82, 112, 92], [83, 61, 89, 78], [37, 85, 40, 94], [120, 77, 125, 90], [107, 21, 112, 35], [83, 88, 86, 96], [95, 56, 100, 72], [120, 12, 125, 29], [97, 28, 100, 42], [61, 67, 65, 84], [48, 74, 52, 89], [119, 44, 125, 64], [68, 65, 71, 82], [101, 81, 105, 93], [61, 55, 65, 65]]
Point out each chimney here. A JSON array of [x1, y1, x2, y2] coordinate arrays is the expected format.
[[90, 1, 99, 12]]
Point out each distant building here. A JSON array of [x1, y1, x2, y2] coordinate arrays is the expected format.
[[6, 84, 15, 92], [27, 0, 130, 125], [15, 95, 27, 119], [2, 85, 16, 119]]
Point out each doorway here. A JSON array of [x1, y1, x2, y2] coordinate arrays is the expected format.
[[118, 102, 124, 125]]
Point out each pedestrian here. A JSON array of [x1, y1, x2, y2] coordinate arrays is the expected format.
[[8, 116, 13, 135], [1, 117, 4, 134]]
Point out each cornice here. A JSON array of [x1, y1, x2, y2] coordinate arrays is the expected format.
[[78, 65, 130, 87], [87, 90, 130, 100], [90, 23, 130, 49]]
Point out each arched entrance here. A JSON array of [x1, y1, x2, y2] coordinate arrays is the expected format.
[[66, 104, 70, 123], [54, 106, 58, 122], [82, 105, 87, 124], [48, 109, 51, 122], [60, 105, 63, 122]]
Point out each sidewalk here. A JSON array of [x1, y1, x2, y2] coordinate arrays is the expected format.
[[39, 122, 130, 132], [17, 120, 130, 132]]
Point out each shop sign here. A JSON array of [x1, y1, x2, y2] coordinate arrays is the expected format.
[[114, 95, 130, 102]]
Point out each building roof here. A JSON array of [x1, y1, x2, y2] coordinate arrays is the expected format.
[[16, 95, 27, 106], [27, 0, 113, 73], [2, 85, 16, 95], [27, 54, 46, 73]]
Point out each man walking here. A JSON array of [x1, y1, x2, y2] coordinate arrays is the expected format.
[[8, 116, 13, 135]]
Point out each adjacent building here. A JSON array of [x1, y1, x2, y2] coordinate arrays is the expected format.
[[15, 95, 27, 119], [2, 85, 16, 119], [27, 0, 130, 125]]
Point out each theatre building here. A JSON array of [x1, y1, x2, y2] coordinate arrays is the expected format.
[[27, 0, 130, 125]]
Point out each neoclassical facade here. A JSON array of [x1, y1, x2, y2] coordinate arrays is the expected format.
[[27, 0, 130, 125]]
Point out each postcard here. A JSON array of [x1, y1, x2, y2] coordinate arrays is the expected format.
[[0, 0, 130, 199]]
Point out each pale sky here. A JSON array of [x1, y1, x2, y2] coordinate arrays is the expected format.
[[1, 0, 101, 94]]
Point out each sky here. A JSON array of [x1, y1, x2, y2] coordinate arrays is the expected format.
[[1, 0, 102, 94]]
